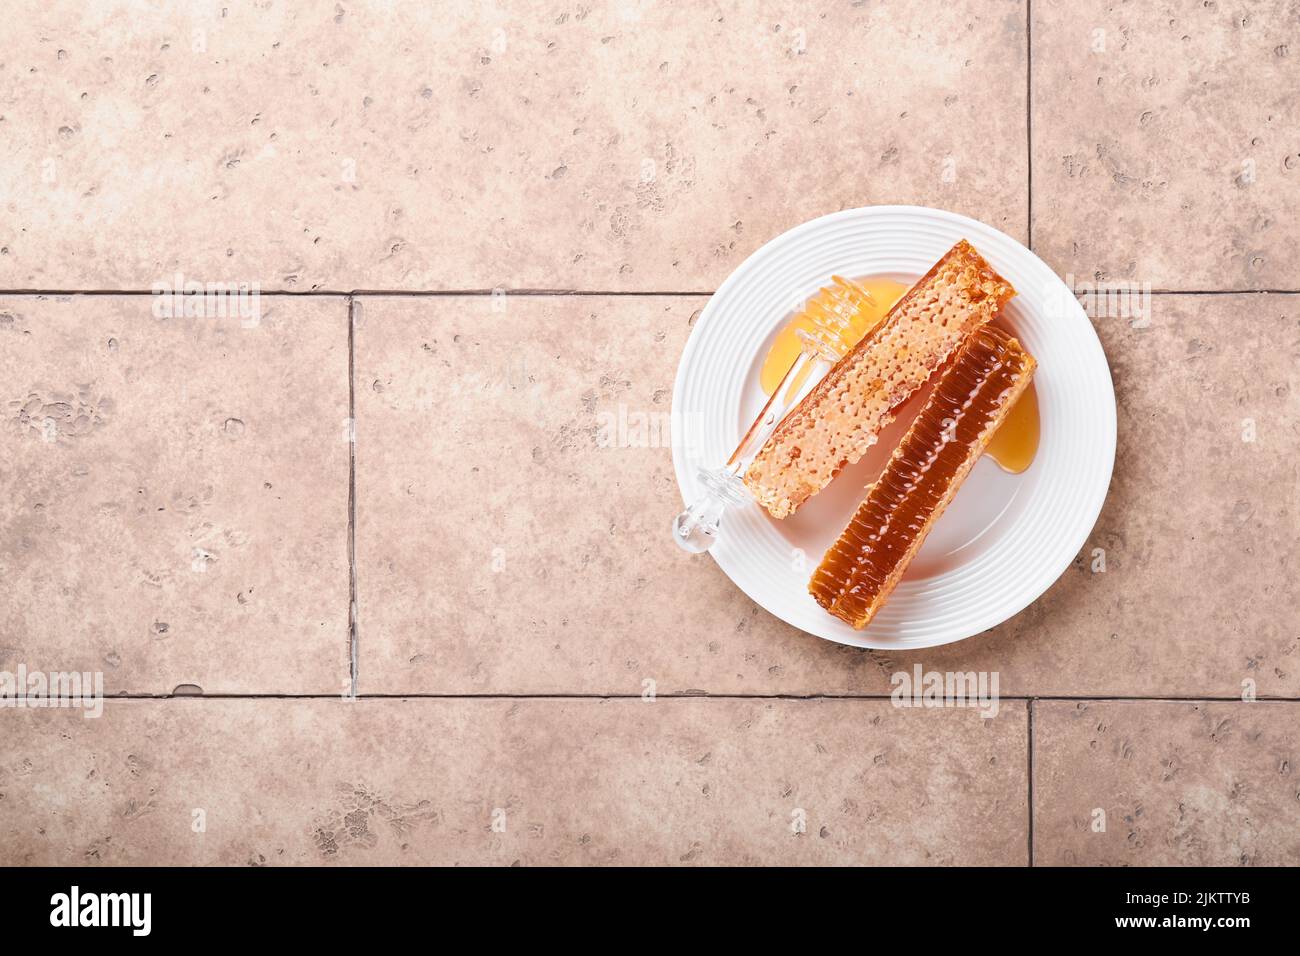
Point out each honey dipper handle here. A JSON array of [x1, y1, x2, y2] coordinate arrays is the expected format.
[[726, 348, 820, 469], [672, 466, 748, 553], [672, 350, 827, 553], [673, 276, 871, 552]]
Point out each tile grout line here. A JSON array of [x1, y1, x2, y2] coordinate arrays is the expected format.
[[1, 288, 1295, 297], [347, 296, 359, 698], [0, 288, 716, 297], [1027, 698, 1035, 867], [1026, 0, 1033, 251], [1025, 0, 1033, 867], [105, 693, 1300, 702]]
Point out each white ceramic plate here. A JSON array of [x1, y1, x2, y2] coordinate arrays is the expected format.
[[671, 206, 1116, 649]]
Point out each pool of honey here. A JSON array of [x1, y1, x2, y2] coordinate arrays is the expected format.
[[984, 377, 1039, 474]]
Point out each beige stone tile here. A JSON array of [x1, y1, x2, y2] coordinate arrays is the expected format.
[[0, 295, 350, 694], [353, 294, 909, 694], [1034, 700, 1300, 866], [1031, 0, 1299, 289], [0, 698, 1028, 865], [1, 1, 1027, 292]]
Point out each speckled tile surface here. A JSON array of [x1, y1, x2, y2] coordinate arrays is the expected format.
[[3, 0, 1297, 868], [0, 698, 1028, 866], [0, 296, 350, 694], [0, 1, 1026, 291], [353, 295, 898, 694], [1032, 0, 1300, 290], [1034, 701, 1300, 866]]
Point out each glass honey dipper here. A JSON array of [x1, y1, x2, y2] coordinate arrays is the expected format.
[[672, 276, 879, 553]]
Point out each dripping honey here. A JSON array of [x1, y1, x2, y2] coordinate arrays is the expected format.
[[759, 276, 1039, 474]]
